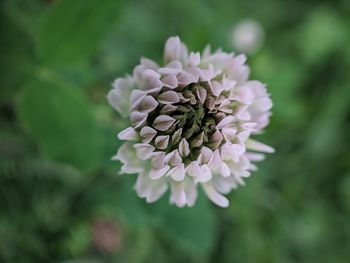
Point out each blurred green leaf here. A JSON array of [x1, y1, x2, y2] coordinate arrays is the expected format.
[[38, 0, 123, 64], [17, 75, 102, 171], [299, 8, 347, 64], [0, 6, 35, 99], [154, 193, 216, 256]]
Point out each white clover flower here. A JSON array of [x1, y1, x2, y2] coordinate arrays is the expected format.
[[108, 36, 273, 208], [231, 19, 265, 54]]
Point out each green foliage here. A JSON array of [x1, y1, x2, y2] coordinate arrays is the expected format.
[[38, 0, 123, 65], [1, 0, 350, 262], [17, 76, 103, 171]]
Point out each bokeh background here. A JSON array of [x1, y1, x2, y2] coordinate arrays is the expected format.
[[1, 0, 350, 262]]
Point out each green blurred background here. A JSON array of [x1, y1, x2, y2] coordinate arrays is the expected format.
[[1, 0, 350, 262]]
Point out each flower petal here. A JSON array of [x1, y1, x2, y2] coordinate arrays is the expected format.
[[153, 115, 176, 131], [165, 150, 182, 166], [130, 111, 148, 128], [177, 71, 196, 86], [196, 86, 207, 104], [164, 36, 188, 64], [202, 183, 229, 207], [134, 143, 155, 160], [140, 126, 157, 143], [221, 143, 245, 162], [246, 139, 275, 153], [167, 163, 185, 182], [142, 69, 163, 91], [158, 61, 182, 75], [130, 89, 146, 111], [155, 135, 170, 150], [158, 91, 180, 104], [117, 127, 138, 141], [113, 143, 144, 174], [198, 146, 213, 164], [160, 104, 178, 114], [195, 164, 212, 183], [186, 161, 200, 177], [171, 128, 183, 144], [151, 152, 166, 169], [222, 127, 237, 142], [136, 95, 158, 113], [161, 74, 178, 89], [179, 138, 190, 157], [216, 116, 236, 129], [135, 173, 167, 203], [149, 165, 170, 180], [107, 77, 135, 117], [170, 181, 187, 207], [190, 131, 204, 148]]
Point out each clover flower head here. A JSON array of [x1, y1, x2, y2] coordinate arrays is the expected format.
[[108, 36, 273, 207]]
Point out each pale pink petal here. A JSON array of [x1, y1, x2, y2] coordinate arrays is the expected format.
[[202, 183, 229, 207], [158, 91, 180, 104], [184, 179, 197, 207], [153, 115, 176, 131], [222, 127, 237, 142], [161, 74, 178, 89], [209, 129, 223, 147], [149, 165, 170, 180], [178, 93, 191, 103], [236, 106, 251, 121], [221, 143, 245, 162], [246, 139, 274, 153], [164, 36, 188, 64], [200, 64, 217, 82], [196, 86, 207, 104], [186, 161, 200, 177], [220, 162, 231, 177], [177, 71, 196, 86], [185, 65, 201, 81], [205, 95, 216, 111], [140, 58, 159, 70], [130, 89, 146, 111], [245, 152, 265, 161], [160, 104, 178, 114], [178, 138, 190, 157], [216, 116, 236, 129], [167, 163, 186, 182], [151, 152, 166, 169], [171, 128, 183, 144], [237, 130, 251, 143], [170, 181, 186, 207], [117, 127, 138, 141], [135, 173, 167, 203], [198, 146, 213, 164], [140, 126, 157, 143], [209, 80, 223, 96], [134, 143, 155, 160], [208, 149, 222, 170], [130, 111, 147, 128], [113, 143, 144, 174], [142, 69, 163, 91], [155, 135, 170, 150], [138, 95, 158, 113], [195, 165, 212, 183], [253, 97, 273, 111], [218, 99, 233, 114], [158, 61, 182, 75], [108, 77, 135, 117], [188, 52, 200, 65], [230, 87, 255, 104], [190, 131, 204, 148], [165, 150, 182, 167]]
